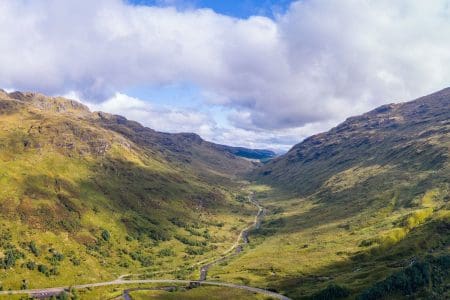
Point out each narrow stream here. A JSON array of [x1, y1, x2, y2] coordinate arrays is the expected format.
[[198, 194, 266, 281]]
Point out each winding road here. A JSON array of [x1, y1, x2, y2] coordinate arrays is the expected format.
[[0, 194, 290, 300], [199, 194, 266, 281], [0, 279, 290, 300]]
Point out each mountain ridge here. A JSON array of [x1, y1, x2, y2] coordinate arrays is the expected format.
[[0, 90, 275, 173], [254, 87, 450, 195], [208, 87, 450, 299]]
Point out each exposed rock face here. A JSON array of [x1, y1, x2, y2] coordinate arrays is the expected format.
[[6, 91, 91, 114]]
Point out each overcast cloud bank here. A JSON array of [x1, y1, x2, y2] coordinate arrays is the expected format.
[[1, 0, 450, 150]]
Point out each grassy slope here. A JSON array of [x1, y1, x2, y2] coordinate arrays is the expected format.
[[210, 89, 450, 299], [0, 91, 258, 291]]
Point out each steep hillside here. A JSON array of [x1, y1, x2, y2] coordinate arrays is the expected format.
[[95, 113, 258, 180], [256, 87, 449, 195], [0, 90, 260, 291], [211, 88, 450, 299]]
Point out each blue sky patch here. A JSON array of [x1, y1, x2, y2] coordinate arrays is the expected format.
[[128, 0, 294, 19]]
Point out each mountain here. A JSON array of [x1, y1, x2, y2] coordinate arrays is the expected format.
[[210, 88, 450, 299], [0, 90, 264, 291], [213, 145, 276, 162], [255, 87, 450, 194]]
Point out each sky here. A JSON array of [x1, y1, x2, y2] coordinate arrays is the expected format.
[[1, 1, 450, 152]]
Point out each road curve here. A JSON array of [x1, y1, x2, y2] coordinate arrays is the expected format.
[[0, 279, 291, 300], [0, 194, 290, 299]]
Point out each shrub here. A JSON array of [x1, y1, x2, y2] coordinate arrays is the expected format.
[[101, 230, 110, 241], [49, 267, 59, 276], [24, 261, 36, 270], [118, 258, 130, 268], [129, 251, 153, 267], [311, 284, 350, 300], [139, 256, 153, 267], [37, 264, 58, 276], [359, 255, 450, 299], [20, 279, 28, 290], [202, 230, 211, 239], [158, 248, 175, 257], [359, 262, 430, 299], [1, 248, 25, 269], [70, 257, 81, 266], [47, 251, 65, 266], [272, 207, 284, 214], [169, 217, 186, 227], [185, 246, 206, 256], [0, 230, 12, 248], [69, 287, 80, 300], [149, 228, 171, 241], [57, 291, 69, 300], [267, 218, 285, 228], [236, 195, 247, 202], [359, 239, 375, 247], [28, 241, 40, 257], [184, 226, 202, 236], [38, 264, 49, 276]]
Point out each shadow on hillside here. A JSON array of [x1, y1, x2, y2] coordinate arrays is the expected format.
[[249, 158, 449, 298], [81, 156, 258, 238], [259, 138, 448, 201], [266, 219, 450, 299], [256, 164, 449, 237], [16, 155, 255, 242]]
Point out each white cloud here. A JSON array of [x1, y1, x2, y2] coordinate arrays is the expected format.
[[79, 92, 321, 152], [1, 0, 450, 149], [84, 93, 217, 136]]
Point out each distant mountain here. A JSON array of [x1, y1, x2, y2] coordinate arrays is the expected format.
[[214, 145, 276, 161]]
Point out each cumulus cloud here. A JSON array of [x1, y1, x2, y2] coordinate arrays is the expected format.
[[1, 0, 450, 149], [78, 92, 312, 152], [83, 93, 217, 137]]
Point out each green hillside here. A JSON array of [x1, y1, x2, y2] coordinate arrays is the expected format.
[[0, 90, 260, 291], [210, 88, 450, 299]]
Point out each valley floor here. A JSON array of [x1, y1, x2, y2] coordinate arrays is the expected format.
[[209, 185, 450, 299], [1, 182, 449, 299]]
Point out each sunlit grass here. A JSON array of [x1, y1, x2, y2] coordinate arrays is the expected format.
[[0, 103, 257, 291], [209, 180, 450, 298]]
